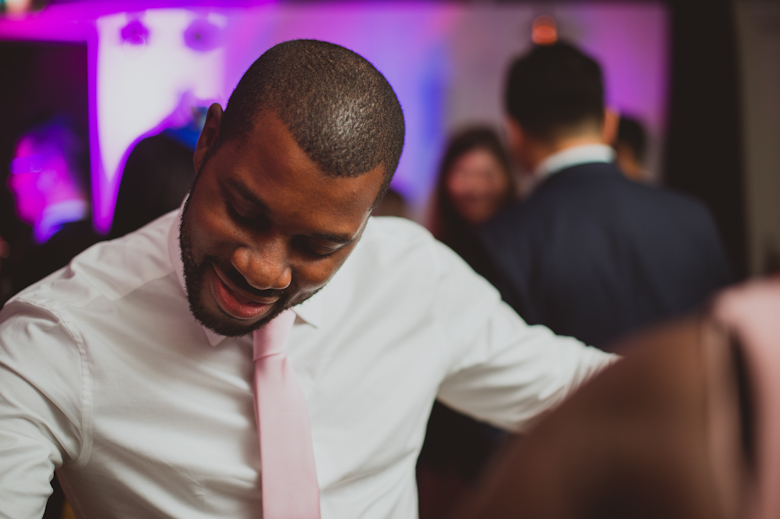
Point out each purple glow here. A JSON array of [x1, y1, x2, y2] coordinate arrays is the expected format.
[[94, 10, 227, 231], [183, 17, 224, 52], [0, 1, 668, 227], [7, 121, 90, 243], [120, 18, 150, 46]]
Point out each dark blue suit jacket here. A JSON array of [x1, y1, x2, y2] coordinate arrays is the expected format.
[[471, 162, 731, 350]]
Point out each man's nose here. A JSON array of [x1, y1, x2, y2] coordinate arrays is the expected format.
[[230, 237, 292, 292]]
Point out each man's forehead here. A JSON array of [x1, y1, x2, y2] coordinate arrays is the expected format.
[[231, 112, 382, 198], [220, 165, 379, 230]]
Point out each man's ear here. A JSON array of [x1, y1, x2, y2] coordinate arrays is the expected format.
[[602, 107, 620, 145], [193, 103, 224, 173]]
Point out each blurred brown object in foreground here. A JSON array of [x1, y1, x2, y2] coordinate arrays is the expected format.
[[61, 501, 76, 519], [453, 280, 780, 519]]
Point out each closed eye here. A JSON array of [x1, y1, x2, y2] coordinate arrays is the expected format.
[[226, 203, 252, 223], [223, 194, 269, 229], [292, 236, 340, 258]]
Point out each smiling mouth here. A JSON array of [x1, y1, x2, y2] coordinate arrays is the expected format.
[[210, 265, 279, 320]]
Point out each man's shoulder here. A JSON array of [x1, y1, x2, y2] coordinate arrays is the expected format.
[[9, 211, 178, 311], [635, 182, 712, 217], [360, 216, 437, 251], [607, 174, 719, 233], [476, 163, 621, 236], [487, 163, 712, 227], [338, 216, 455, 286], [563, 162, 707, 215], [476, 162, 720, 258]]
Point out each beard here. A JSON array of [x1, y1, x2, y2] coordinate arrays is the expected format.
[[178, 197, 292, 337]]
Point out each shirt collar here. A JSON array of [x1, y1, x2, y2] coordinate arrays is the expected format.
[[535, 144, 615, 179], [167, 202, 323, 348]]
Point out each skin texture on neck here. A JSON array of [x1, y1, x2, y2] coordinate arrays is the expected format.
[[506, 109, 618, 176], [522, 133, 606, 173]]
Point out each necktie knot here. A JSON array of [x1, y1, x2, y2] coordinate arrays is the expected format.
[[253, 310, 296, 360]]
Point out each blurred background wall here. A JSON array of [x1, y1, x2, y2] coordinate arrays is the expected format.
[[0, 0, 777, 279]]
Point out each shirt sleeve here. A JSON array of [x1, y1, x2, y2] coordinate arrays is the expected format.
[[0, 299, 86, 519], [431, 240, 617, 432]]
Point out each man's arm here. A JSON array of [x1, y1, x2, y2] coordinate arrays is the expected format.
[[0, 300, 85, 519], [430, 240, 616, 432]]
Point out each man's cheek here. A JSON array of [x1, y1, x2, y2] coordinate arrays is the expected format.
[[293, 260, 345, 302]]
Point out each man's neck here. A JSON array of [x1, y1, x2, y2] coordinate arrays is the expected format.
[[530, 140, 615, 184], [525, 135, 606, 173]]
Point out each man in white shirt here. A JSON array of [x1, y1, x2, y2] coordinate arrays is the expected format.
[[0, 39, 613, 519], [471, 41, 731, 351]]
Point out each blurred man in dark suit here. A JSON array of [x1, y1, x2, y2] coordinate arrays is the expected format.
[[471, 42, 731, 350]]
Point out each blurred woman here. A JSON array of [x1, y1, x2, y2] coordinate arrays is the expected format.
[[419, 126, 516, 519], [430, 126, 516, 255]]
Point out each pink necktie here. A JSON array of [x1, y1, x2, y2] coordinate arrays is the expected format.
[[253, 310, 321, 519]]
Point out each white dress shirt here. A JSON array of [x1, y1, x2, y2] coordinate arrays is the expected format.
[[0, 209, 614, 519]]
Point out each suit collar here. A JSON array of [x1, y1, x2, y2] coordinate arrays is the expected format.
[[535, 144, 615, 179]]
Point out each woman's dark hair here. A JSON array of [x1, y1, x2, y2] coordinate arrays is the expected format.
[[430, 126, 515, 251]]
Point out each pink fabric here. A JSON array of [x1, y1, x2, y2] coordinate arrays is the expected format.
[[713, 279, 780, 519], [253, 310, 321, 519]]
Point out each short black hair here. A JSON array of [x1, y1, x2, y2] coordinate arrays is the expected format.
[[616, 115, 647, 164], [505, 42, 604, 141], [217, 39, 405, 202]]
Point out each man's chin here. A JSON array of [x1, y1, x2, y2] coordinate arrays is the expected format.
[[190, 300, 286, 337]]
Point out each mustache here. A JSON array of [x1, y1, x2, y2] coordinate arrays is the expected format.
[[208, 256, 288, 300]]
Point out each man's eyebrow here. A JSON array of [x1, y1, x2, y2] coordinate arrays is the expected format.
[[224, 177, 356, 245], [311, 232, 355, 245], [224, 177, 271, 214]]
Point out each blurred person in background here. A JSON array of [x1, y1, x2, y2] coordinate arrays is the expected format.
[[613, 114, 648, 182], [6, 116, 99, 294], [429, 127, 516, 257], [471, 42, 731, 351], [418, 126, 516, 519], [109, 96, 205, 239]]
